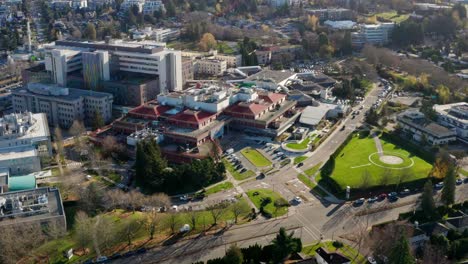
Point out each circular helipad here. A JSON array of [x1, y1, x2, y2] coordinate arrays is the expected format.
[[368, 152, 414, 169], [379, 155, 404, 165]]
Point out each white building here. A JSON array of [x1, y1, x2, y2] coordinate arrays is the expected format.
[[269, 0, 302, 7], [72, 0, 87, 9], [47, 39, 183, 92], [12, 83, 113, 128], [130, 27, 180, 42], [44, 48, 83, 87], [194, 59, 227, 76], [397, 111, 457, 145], [121, 0, 145, 12], [0, 147, 41, 175], [0, 112, 52, 157], [352, 23, 395, 46], [323, 20, 356, 30], [433, 102, 468, 143], [0, 112, 51, 175], [142, 0, 164, 15]]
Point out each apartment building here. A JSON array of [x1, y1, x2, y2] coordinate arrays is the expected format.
[[397, 111, 457, 145], [12, 83, 113, 128], [121, 0, 145, 12], [434, 102, 468, 143], [352, 23, 395, 47], [306, 8, 354, 21], [194, 59, 227, 76]]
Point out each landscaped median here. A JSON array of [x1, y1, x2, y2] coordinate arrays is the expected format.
[[241, 147, 272, 167], [223, 158, 256, 181], [246, 189, 289, 218], [204, 181, 234, 195], [302, 240, 365, 263]]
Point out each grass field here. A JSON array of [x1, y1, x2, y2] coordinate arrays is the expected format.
[[241, 148, 272, 167], [223, 159, 256, 181], [302, 241, 365, 263], [327, 134, 432, 190], [294, 156, 307, 165], [286, 137, 311, 150], [376, 11, 409, 23], [205, 181, 234, 195], [246, 189, 288, 217]]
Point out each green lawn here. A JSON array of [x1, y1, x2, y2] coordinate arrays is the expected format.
[[217, 42, 236, 54], [241, 148, 272, 167], [223, 159, 256, 181], [286, 137, 311, 150], [376, 11, 409, 23], [246, 189, 288, 218], [298, 174, 327, 197], [294, 156, 307, 165], [302, 241, 366, 263], [459, 169, 468, 177], [205, 181, 234, 195], [304, 162, 322, 176], [326, 134, 432, 190]]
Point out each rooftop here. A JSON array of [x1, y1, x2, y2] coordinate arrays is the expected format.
[[0, 187, 64, 227], [0, 112, 50, 141], [246, 69, 296, 85], [0, 146, 37, 161], [315, 247, 351, 264], [398, 111, 457, 137], [14, 83, 112, 101], [54, 39, 167, 54]]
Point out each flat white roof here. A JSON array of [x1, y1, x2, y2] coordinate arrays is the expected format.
[[0, 146, 37, 161]]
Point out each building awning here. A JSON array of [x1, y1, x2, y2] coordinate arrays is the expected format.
[[8, 175, 36, 191]]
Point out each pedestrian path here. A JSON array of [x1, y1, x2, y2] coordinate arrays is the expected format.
[[372, 133, 384, 156]]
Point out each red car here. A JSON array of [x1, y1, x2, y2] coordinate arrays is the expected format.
[[378, 193, 387, 200]]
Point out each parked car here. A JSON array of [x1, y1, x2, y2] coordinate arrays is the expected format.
[[456, 179, 463, 185], [464, 178, 468, 184], [435, 182, 444, 189], [388, 192, 397, 198], [180, 224, 191, 233], [136, 248, 147, 254], [257, 173, 266, 179], [96, 256, 108, 263], [399, 189, 410, 196], [367, 197, 378, 203], [293, 197, 302, 204], [297, 162, 304, 167], [354, 198, 365, 206], [109, 253, 122, 260], [378, 193, 387, 200], [179, 195, 189, 201], [340, 126, 346, 131], [240, 168, 247, 173]]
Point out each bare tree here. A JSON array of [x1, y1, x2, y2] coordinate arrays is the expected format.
[[0, 223, 47, 264], [127, 190, 145, 213], [146, 193, 170, 209], [119, 217, 143, 245], [165, 213, 180, 234], [74, 211, 94, 250], [103, 189, 126, 211], [92, 215, 117, 255], [145, 209, 160, 240], [380, 169, 392, 186], [207, 202, 228, 226], [360, 170, 372, 189], [187, 210, 198, 230], [230, 200, 250, 223], [422, 243, 449, 264]]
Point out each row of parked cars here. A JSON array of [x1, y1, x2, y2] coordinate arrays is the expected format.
[[262, 144, 288, 160], [226, 154, 248, 174], [83, 248, 148, 263], [354, 178, 468, 206]]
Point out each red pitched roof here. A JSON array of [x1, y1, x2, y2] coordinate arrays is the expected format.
[[259, 93, 286, 104], [225, 102, 268, 117], [168, 109, 216, 125], [129, 105, 172, 119]]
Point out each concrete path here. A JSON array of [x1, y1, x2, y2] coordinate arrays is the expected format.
[[372, 133, 384, 157]]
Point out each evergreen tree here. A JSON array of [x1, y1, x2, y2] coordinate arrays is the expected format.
[[223, 244, 243, 264], [341, 31, 353, 55], [420, 180, 437, 220], [441, 166, 456, 206], [92, 111, 105, 130], [271, 227, 302, 263], [389, 230, 415, 264]]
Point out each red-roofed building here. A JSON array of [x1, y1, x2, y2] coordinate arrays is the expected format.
[[167, 109, 219, 130], [128, 104, 172, 120]]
